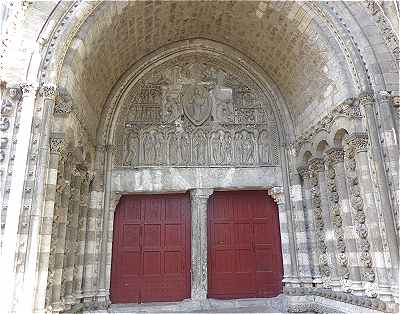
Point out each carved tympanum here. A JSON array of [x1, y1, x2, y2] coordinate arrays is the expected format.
[[114, 55, 279, 167]]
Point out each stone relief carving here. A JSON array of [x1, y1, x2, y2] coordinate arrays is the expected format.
[[344, 139, 377, 296], [308, 158, 331, 281], [295, 97, 361, 155], [114, 56, 279, 167], [326, 149, 350, 283]]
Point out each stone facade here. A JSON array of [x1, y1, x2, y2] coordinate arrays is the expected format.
[[0, 1, 398, 313]]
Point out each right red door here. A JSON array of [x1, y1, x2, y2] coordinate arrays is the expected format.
[[207, 190, 283, 299]]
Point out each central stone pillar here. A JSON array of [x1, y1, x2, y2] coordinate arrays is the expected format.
[[190, 189, 213, 300]]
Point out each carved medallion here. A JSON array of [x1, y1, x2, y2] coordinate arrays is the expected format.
[[182, 83, 212, 126]]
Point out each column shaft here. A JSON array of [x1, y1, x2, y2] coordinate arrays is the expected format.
[[190, 189, 213, 300]]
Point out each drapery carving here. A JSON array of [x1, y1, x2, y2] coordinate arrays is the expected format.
[[114, 55, 280, 167]]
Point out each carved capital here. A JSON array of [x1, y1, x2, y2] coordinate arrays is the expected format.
[[20, 83, 35, 96], [54, 99, 73, 115], [345, 133, 369, 153], [41, 84, 57, 100], [325, 148, 344, 165], [358, 93, 374, 107], [297, 166, 310, 179], [110, 192, 122, 212], [268, 186, 285, 205], [190, 188, 213, 201], [308, 157, 325, 173], [49, 137, 65, 154]]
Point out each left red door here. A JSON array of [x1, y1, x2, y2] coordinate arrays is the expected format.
[[110, 194, 191, 303]]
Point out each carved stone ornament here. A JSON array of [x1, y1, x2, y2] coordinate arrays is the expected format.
[[308, 158, 324, 173], [41, 84, 57, 99], [294, 97, 362, 155], [268, 186, 285, 205], [326, 148, 344, 165], [114, 55, 279, 167], [49, 137, 65, 154], [358, 93, 374, 107], [345, 133, 369, 153], [20, 83, 34, 96]]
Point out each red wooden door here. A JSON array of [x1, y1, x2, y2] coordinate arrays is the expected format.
[[110, 194, 191, 303], [207, 190, 282, 299]]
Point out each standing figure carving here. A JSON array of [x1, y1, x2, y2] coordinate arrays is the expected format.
[[193, 131, 207, 165], [243, 131, 254, 164], [154, 132, 164, 164], [258, 130, 272, 164], [123, 132, 139, 166], [211, 131, 223, 164], [180, 132, 190, 164], [143, 132, 156, 164], [222, 132, 233, 164], [169, 132, 179, 165]]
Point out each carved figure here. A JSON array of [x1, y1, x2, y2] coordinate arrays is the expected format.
[[169, 133, 179, 165], [243, 132, 254, 164], [180, 133, 190, 163], [193, 131, 207, 164], [182, 84, 211, 125], [143, 132, 156, 164], [258, 130, 272, 164], [222, 132, 233, 164], [154, 132, 164, 164], [123, 132, 139, 166]]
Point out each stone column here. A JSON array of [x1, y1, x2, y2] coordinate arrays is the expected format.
[[289, 173, 313, 287], [39, 137, 65, 310], [190, 188, 213, 300], [326, 148, 363, 294], [0, 83, 36, 313], [63, 170, 82, 307], [346, 133, 393, 300], [308, 158, 331, 287], [360, 94, 399, 290], [73, 174, 90, 300], [82, 145, 105, 305], [298, 167, 322, 286], [269, 186, 299, 287]]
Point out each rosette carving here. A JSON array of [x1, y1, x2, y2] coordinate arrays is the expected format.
[[345, 141, 376, 288]]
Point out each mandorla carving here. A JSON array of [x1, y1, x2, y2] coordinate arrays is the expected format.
[[114, 56, 280, 167]]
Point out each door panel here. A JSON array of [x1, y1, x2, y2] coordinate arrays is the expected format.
[[208, 190, 282, 299], [110, 194, 191, 303]]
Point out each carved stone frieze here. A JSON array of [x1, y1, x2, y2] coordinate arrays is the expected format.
[[345, 133, 369, 153], [295, 97, 362, 155], [326, 148, 344, 165], [114, 56, 279, 168], [41, 84, 57, 99], [49, 137, 65, 154], [363, 1, 399, 62]]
